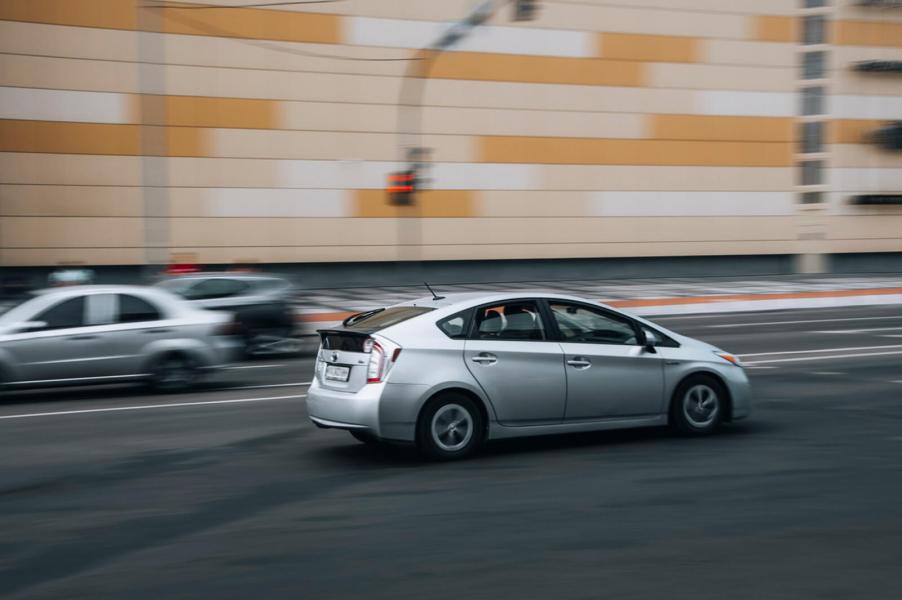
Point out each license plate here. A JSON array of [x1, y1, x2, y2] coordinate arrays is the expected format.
[[324, 365, 350, 382]]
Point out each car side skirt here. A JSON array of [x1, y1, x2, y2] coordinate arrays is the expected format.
[[488, 414, 667, 440]]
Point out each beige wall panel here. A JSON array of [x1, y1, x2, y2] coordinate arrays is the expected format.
[[753, 16, 796, 43], [141, 95, 278, 129], [598, 33, 698, 63], [535, 166, 794, 191], [413, 241, 799, 261], [165, 158, 281, 188], [0, 20, 138, 62], [428, 53, 644, 87], [1, 217, 143, 248], [832, 71, 902, 97], [169, 217, 397, 247], [830, 144, 902, 169], [166, 245, 402, 264], [827, 239, 902, 253], [415, 217, 795, 246], [702, 40, 794, 67], [481, 137, 793, 167], [836, 20, 902, 48], [826, 216, 902, 240], [0, 185, 143, 217], [0, 54, 139, 94], [650, 115, 794, 142], [649, 63, 795, 91], [0, 248, 145, 266], [515, 4, 748, 39], [209, 129, 473, 162], [833, 45, 902, 64], [0, 153, 142, 185], [479, 191, 591, 217], [281, 102, 646, 138], [157, 6, 340, 45]]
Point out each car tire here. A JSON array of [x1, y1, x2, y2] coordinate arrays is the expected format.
[[670, 374, 726, 436], [349, 430, 380, 445], [416, 393, 484, 460], [148, 353, 198, 393]]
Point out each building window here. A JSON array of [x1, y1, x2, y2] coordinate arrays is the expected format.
[[801, 122, 825, 153], [801, 87, 825, 115], [803, 0, 828, 7], [803, 15, 827, 45], [803, 51, 826, 79], [800, 160, 823, 186]]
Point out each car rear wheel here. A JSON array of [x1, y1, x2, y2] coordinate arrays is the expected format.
[[148, 354, 198, 393], [416, 394, 484, 460], [670, 374, 725, 435]]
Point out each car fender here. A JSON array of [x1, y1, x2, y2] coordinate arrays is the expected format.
[[140, 337, 216, 371]]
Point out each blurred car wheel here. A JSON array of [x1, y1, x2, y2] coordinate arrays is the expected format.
[[148, 353, 198, 393], [670, 374, 725, 435], [416, 393, 484, 461]]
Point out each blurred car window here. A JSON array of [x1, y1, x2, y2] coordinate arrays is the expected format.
[[116, 294, 162, 323], [184, 278, 249, 300], [474, 301, 545, 341], [35, 296, 86, 330], [549, 302, 638, 345]]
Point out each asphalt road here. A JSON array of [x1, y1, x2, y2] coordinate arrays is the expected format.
[[1, 305, 901, 599]]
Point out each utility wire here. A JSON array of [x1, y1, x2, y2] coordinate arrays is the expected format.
[[142, 2, 421, 62]]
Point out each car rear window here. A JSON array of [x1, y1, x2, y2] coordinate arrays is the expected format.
[[343, 306, 434, 331]]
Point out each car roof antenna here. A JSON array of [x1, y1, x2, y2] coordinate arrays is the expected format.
[[424, 282, 445, 301]]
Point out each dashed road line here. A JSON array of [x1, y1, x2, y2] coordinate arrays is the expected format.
[[745, 350, 902, 365], [740, 344, 902, 358], [707, 316, 902, 329]]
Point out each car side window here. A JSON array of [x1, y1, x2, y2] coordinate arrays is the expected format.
[[549, 302, 639, 345], [473, 301, 545, 341], [437, 310, 471, 339], [186, 278, 248, 300], [116, 294, 162, 323], [34, 296, 86, 331]]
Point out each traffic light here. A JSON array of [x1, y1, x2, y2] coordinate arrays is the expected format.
[[387, 170, 416, 206], [513, 0, 538, 21]]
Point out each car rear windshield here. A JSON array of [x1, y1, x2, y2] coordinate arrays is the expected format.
[[343, 306, 434, 331]]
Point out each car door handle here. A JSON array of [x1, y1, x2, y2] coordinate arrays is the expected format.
[[471, 354, 497, 365], [69, 335, 98, 341], [567, 358, 591, 368]]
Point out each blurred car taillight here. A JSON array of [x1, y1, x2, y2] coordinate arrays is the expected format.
[[366, 339, 402, 384]]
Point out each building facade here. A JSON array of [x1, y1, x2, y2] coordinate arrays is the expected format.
[[0, 0, 900, 279]]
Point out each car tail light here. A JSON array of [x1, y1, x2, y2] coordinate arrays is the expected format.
[[214, 318, 240, 336], [366, 339, 402, 384]]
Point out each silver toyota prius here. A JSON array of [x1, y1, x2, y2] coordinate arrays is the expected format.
[[307, 292, 751, 460]]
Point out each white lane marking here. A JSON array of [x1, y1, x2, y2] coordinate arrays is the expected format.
[[0, 394, 306, 421], [745, 350, 902, 365], [745, 365, 778, 370], [225, 364, 287, 370], [739, 344, 902, 358], [226, 381, 311, 391], [812, 371, 844, 376], [707, 316, 902, 329], [815, 327, 902, 334], [891, 381, 902, 385]]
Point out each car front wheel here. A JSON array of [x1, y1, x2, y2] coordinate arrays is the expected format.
[[416, 394, 484, 460], [670, 375, 726, 435], [148, 354, 198, 393]]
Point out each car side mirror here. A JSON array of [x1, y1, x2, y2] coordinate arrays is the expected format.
[[17, 320, 47, 333], [641, 328, 658, 353]]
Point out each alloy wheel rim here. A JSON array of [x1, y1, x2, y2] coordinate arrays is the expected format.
[[683, 384, 719, 427], [431, 404, 474, 452]]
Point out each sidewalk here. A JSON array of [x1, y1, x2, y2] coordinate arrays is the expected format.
[[294, 275, 902, 331]]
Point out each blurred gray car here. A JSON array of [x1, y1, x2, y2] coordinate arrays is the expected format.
[[0, 285, 238, 393], [155, 273, 298, 356], [307, 292, 751, 460]]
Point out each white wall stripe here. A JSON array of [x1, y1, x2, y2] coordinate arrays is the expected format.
[[590, 192, 795, 217], [698, 90, 794, 117], [829, 169, 902, 193], [344, 16, 594, 58], [0, 86, 132, 124], [833, 95, 902, 120]]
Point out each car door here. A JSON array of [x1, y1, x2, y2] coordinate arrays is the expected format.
[[97, 293, 172, 376], [547, 300, 665, 420], [4, 294, 109, 383], [463, 300, 566, 426]]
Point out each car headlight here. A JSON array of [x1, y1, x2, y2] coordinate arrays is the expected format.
[[714, 351, 742, 367]]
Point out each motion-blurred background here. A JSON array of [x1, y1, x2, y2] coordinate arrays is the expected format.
[[0, 0, 900, 290]]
